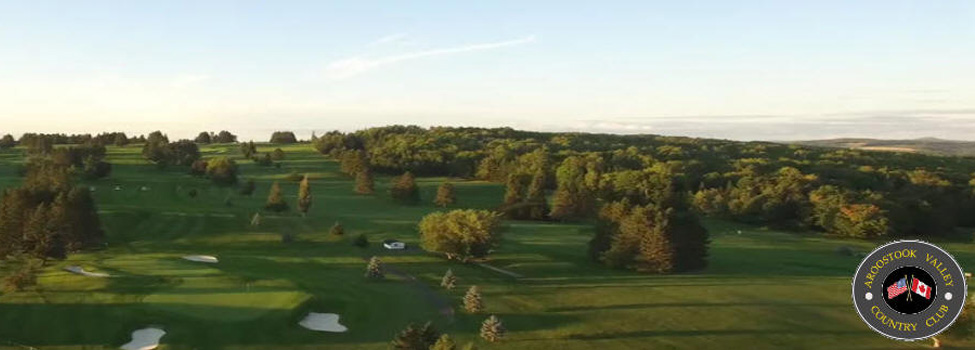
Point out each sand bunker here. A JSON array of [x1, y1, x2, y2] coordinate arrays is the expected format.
[[182, 255, 219, 263], [120, 327, 165, 350], [64, 265, 110, 277], [299, 312, 348, 332]]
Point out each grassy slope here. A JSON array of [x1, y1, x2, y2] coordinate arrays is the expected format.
[[0, 143, 972, 349]]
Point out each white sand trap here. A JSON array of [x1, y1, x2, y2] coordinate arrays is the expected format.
[[120, 327, 165, 350], [64, 265, 111, 277], [299, 313, 348, 332], [182, 255, 218, 263]]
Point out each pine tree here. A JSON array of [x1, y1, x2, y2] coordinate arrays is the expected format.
[[390, 323, 423, 350], [329, 222, 344, 235], [390, 322, 440, 350], [297, 175, 312, 216], [430, 334, 457, 350], [419, 322, 441, 348], [355, 166, 375, 194], [23, 204, 51, 259], [434, 182, 456, 207], [637, 207, 675, 274], [440, 269, 457, 290], [463, 285, 484, 313], [365, 256, 384, 279], [390, 171, 420, 204], [264, 181, 288, 212], [479, 315, 506, 343]]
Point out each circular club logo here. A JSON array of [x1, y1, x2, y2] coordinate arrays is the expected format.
[[853, 240, 967, 340]]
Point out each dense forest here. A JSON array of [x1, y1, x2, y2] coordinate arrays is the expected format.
[[310, 125, 975, 240]]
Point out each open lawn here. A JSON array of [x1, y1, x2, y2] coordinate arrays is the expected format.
[[0, 143, 972, 349]]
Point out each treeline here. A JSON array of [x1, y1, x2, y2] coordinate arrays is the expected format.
[[313, 125, 975, 241], [11, 132, 143, 149]]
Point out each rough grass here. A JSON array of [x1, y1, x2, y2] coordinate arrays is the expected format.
[[0, 143, 972, 349]]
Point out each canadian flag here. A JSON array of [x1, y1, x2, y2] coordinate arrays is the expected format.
[[912, 278, 932, 299]]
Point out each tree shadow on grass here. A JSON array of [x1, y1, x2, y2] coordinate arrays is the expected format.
[[563, 328, 872, 340], [546, 301, 847, 312]]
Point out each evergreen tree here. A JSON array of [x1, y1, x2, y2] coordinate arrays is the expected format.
[[463, 285, 484, 313], [390, 323, 423, 350], [419, 322, 441, 348], [390, 322, 440, 350], [329, 222, 344, 235], [355, 166, 375, 194], [353, 233, 369, 248], [479, 315, 506, 343], [434, 182, 456, 207], [390, 171, 420, 204], [431, 334, 457, 350], [264, 182, 288, 212], [297, 176, 312, 216], [240, 141, 257, 158], [250, 212, 261, 227], [440, 269, 457, 290], [271, 148, 286, 160], [365, 256, 384, 279], [634, 207, 675, 273], [23, 204, 51, 259]]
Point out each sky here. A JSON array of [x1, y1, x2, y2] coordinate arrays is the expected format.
[[1, 0, 974, 141]]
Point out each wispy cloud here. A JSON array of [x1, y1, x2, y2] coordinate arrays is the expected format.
[[325, 35, 536, 79], [369, 33, 409, 46]]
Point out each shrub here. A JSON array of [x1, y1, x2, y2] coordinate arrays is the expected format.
[[330, 222, 345, 236], [205, 157, 238, 185], [353, 233, 369, 248], [239, 179, 256, 195], [281, 232, 295, 244]]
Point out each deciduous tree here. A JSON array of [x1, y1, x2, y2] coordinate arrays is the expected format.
[[434, 182, 456, 207]]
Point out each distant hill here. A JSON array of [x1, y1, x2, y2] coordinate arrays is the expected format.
[[790, 137, 975, 157]]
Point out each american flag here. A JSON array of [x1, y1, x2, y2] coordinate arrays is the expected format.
[[887, 278, 909, 299]]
